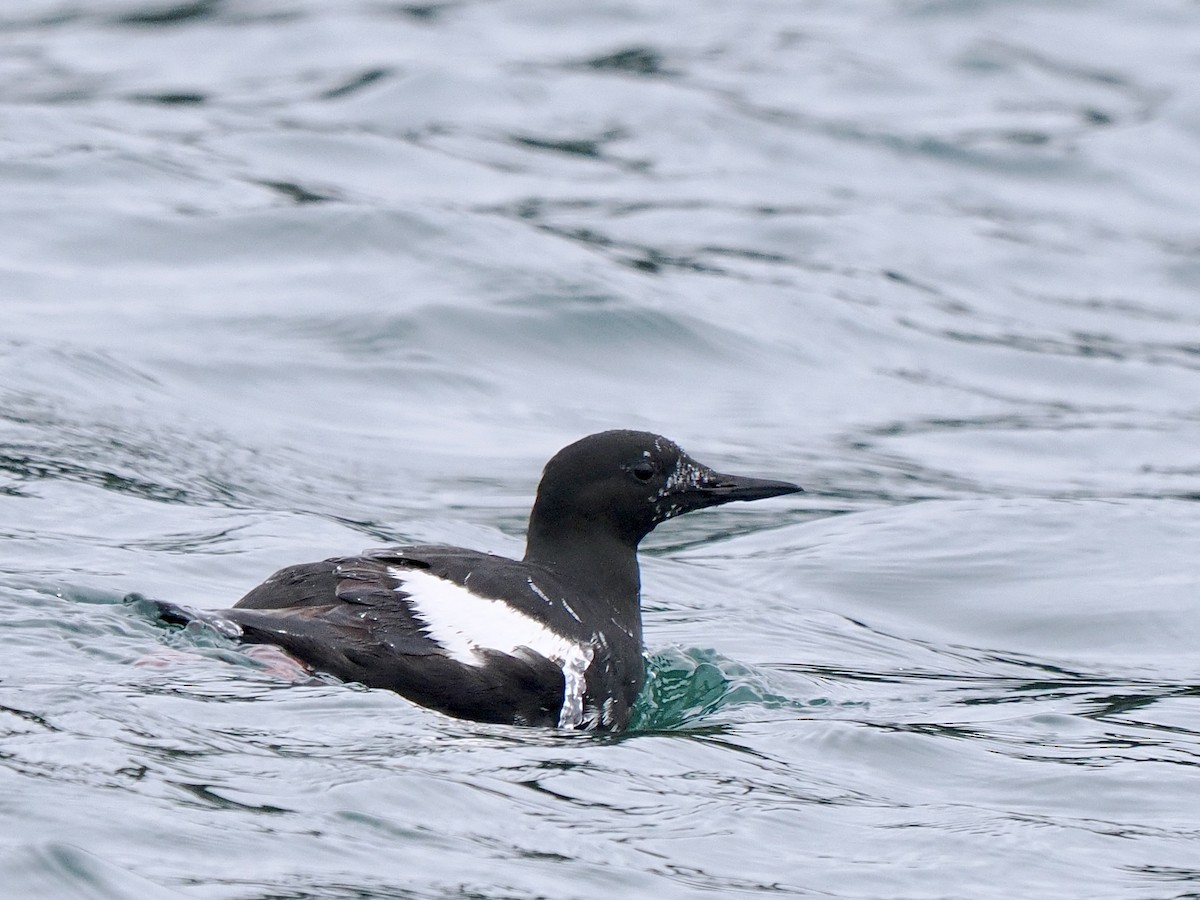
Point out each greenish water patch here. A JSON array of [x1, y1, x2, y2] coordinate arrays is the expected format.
[[628, 646, 807, 732]]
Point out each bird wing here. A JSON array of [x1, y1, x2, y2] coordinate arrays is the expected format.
[[157, 548, 570, 726]]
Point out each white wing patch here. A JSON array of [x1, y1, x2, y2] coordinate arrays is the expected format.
[[391, 567, 594, 728]]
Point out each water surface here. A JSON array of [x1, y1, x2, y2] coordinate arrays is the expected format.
[[2, 1, 1200, 897]]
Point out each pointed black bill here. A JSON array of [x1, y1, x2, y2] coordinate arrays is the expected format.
[[691, 471, 803, 507], [707, 472, 802, 500], [663, 465, 803, 517]]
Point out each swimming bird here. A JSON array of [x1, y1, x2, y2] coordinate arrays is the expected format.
[[153, 430, 801, 731]]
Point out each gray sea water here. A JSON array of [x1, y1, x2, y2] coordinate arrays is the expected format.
[[3, 1, 1200, 897]]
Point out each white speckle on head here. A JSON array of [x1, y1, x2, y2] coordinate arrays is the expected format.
[[660, 458, 705, 494], [653, 454, 709, 519], [392, 567, 594, 729]]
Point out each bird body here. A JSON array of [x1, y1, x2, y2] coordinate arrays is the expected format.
[[154, 430, 801, 731]]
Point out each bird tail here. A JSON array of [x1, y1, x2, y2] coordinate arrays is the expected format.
[[127, 593, 245, 639]]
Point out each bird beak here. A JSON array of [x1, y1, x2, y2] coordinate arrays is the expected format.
[[688, 471, 804, 507], [660, 461, 803, 517]]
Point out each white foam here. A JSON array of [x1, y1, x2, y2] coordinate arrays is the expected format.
[[391, 567, 594, 728]]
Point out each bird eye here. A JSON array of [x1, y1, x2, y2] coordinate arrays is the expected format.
[[631, 461, 656, 482]]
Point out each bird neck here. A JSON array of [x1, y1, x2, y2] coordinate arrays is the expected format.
[[523, 513, 643, 612]]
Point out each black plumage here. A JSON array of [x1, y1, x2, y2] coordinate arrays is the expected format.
[[153, 430, 801, 730]]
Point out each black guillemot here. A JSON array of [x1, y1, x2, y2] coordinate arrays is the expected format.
[[152, 430, 801, 731]]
